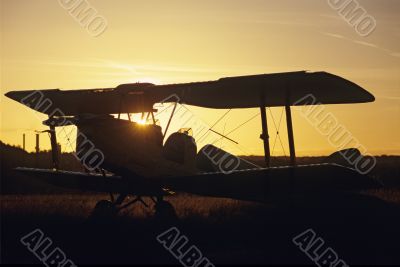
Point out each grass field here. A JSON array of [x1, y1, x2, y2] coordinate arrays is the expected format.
[[2, 144, 400, 265], [2, 189, 400, 265], [2, 189, 400, 218]]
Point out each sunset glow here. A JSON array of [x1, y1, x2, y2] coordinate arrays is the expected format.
[[1, 0, 399, 156]]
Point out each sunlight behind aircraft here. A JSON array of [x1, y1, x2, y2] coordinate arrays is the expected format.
[[1, 1, 399, 155]]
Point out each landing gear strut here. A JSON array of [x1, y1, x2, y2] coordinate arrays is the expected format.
[[90, 199, 118, 219], [153, 196, 177, 220], [90, 194, 177, 221]]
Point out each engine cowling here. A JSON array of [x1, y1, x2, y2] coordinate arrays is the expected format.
[[163, 132, 197, 170]]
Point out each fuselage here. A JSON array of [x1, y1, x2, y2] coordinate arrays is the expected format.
[[75, 115, 198, 177]]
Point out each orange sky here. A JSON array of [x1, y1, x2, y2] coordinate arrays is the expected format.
[[1, 0, 399, 156]]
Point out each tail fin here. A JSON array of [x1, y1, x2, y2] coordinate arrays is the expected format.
[[324, 148, 362, 169]]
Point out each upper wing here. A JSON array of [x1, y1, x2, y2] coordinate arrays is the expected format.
[[5, 71, 374, 115], [140, 71, 375, 109]]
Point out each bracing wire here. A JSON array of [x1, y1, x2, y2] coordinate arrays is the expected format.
[[197, 109, 231, 143], [211, 111, 260, 146], [59, 126, 76, 153], [268, 107, 287, 157], [177, 104, 259, 156]]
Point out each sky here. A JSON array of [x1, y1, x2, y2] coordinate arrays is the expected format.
[[1, 0, 399, 156]]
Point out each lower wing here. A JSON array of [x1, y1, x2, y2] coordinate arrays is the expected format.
[[13, 163, 381, 203], [13, 167, 170, 196], [152, 163, 382, 203]]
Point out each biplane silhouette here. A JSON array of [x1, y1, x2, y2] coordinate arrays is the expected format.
[[5, 71, 381, 217]]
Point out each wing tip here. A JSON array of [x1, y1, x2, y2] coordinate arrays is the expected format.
[[324, 72, 376, 103], [363, 90, 375, 103], [4, 91, 14, 99]]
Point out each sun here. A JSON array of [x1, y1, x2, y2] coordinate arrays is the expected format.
[[137, 118, 147, 125]]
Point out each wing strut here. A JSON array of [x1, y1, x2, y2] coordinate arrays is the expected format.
[[163, 102, 178, 139], [49, 123, 60, 170], [285, 106, 296, 166], [259, 92, 271, 167]]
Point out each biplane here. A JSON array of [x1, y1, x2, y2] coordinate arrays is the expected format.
[[5, 71, 381, 218]]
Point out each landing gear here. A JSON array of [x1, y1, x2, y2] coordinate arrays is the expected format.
[[90, 194, 140, 220], [89, 194, 177, 221], [153, 196, 177, 221], [90, 199, 118, 219]]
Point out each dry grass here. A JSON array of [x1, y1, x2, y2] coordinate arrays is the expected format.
[[0, 193, 257, 220], [2, 191, 400, 265], [364, 189, 400, 204], [2, 188, 400, 221]]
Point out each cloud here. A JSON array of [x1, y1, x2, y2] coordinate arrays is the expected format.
[[322, 32, 345, 39], [319, 14, 342, 20], [353, 40, 378, 48], [377, 95, 400, 101], [321, 32, 400, 59]]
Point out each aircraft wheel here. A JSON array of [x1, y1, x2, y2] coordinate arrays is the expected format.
[[154, 200, 177, 221], [90, 200, 118, 219]]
